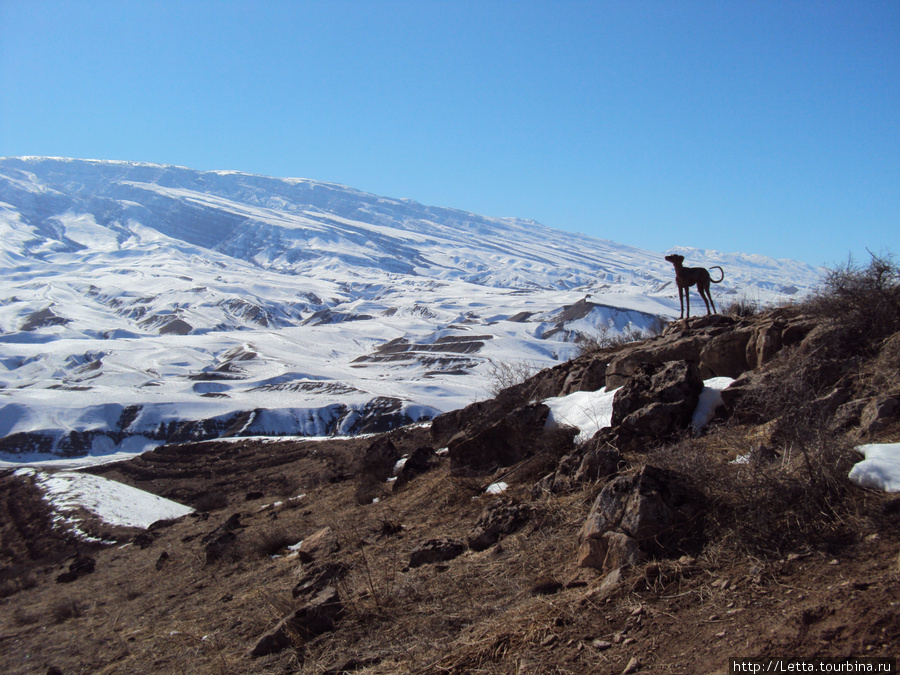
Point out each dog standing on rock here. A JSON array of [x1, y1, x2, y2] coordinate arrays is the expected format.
[[664, 254, 725, 319]]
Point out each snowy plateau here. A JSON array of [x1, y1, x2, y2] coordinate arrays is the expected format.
[[0, 157, 824, 463]]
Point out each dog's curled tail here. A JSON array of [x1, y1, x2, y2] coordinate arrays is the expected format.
[[709, 266, 725, 283]]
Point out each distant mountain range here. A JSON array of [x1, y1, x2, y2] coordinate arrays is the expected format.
[[0, 157, 823, 460]]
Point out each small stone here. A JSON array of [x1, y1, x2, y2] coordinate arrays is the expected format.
[[591, 639, 613, 651], [540, 634, 558, 647], [622, 657, 641, 674], [622, 637, 637, 646]]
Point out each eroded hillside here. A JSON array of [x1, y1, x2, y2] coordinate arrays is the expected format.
[[1, 263, 899, 674]]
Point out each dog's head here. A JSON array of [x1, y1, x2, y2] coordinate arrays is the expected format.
[[664, 254, 685, 266]]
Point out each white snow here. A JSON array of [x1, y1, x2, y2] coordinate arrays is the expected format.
[[849, 443, 900, 492], [545, 388, 617, 443], [0, 157, 823, 465], [692, 377, 735, 433], [15, 467, 193, 539]]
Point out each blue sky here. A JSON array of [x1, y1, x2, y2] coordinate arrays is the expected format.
[[1, 1, 897, 268]]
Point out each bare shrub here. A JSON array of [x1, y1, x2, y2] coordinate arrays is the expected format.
[[577, 323, 649, 356], [806, 250, 900, 356], [651, 424, 857, 557], [723, 295, 764, 318], [486, 359, 541, 397], [248, 524, 300, 558], [52, 598, 85, 624]]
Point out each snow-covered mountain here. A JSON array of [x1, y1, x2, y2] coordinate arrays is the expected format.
[[0, 157, 823, 460]]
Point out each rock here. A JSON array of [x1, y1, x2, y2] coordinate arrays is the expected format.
[[467, 499, 535, 551], [599, 566, 624, 593], [834, 398, 869, 430], [746, 319, 784, 369], [56, 553, 96, 583], [250, 586, 344, 657], [204, 531, 239, 564], [360, 437, 400, 481], [860, 396, 900, 436], [699, 328, 752, 378], [133, 531, 154, 549], [409, 538, 466, 568], [296, 526, 340, 563], [392, 446, 440, 490], [448, 402, 557, 473], [292, 561, 348, 600], [610, 360, 704, 449], [579, 465, 697, 572], [573, 436, 623, 484], [155, 551, 170, 571], [560, 355, 609, 395], [605, 334, 707, 390], [622, 656, 642, 674]]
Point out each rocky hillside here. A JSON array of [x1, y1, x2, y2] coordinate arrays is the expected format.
[[1, 260, 899, 674]]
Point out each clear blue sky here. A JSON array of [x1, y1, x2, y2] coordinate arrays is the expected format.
[[1, 1, 897, 268]]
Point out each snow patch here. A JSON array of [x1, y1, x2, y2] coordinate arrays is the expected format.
[[17, 468, 194, 536], [849, 443, 900, 492]]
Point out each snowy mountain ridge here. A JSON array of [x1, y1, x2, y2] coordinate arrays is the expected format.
[[0, 157, 823, 461]]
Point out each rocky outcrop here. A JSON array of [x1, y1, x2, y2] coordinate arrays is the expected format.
[[577, 466, 698, 573], [446, 402, 562, 474], [604, 310, 817, 389]]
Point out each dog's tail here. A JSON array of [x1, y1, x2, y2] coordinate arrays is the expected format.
[[709, 266, 725, 283]]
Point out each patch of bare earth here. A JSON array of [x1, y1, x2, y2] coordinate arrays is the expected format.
[[1, 423, 899, 674]]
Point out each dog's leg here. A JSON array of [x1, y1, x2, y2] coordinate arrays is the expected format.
[[698, 281, 711, 315], [684, 284, 690, 318]]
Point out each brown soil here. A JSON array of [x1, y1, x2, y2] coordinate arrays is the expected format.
[[1, 421, 899, 675]]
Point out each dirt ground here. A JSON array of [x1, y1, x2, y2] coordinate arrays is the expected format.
[[1, 418, 899, 675]]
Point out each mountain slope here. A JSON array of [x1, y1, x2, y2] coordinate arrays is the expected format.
[[0, 157, 823, 459]]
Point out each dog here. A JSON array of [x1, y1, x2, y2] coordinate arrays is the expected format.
[[664, 254, 725, 318]]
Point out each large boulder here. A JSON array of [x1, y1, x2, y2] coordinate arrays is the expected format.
[[447, 402, 559, 473], [577, 465, 697, 572], [610, 360, 704, 450]]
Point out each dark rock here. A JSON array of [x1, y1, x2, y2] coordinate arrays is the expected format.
[[860, 396, 900, 436], [610, 360, 704, 448], [56, 553, 96, 583], [292, 561, 348, 600], [448, 402, 553, 473], [250, 586, 345, 657], [467, 499, 535, 551], [360, 437, 400, 481], [133, 532, 154, 549], [155, 551, 170, 571], [578, 465, 698, 572], [393, 446, 439, 490], [699, 328, 753, 378], [560, 355, 609, 395], [409, 538, 466, 568]]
